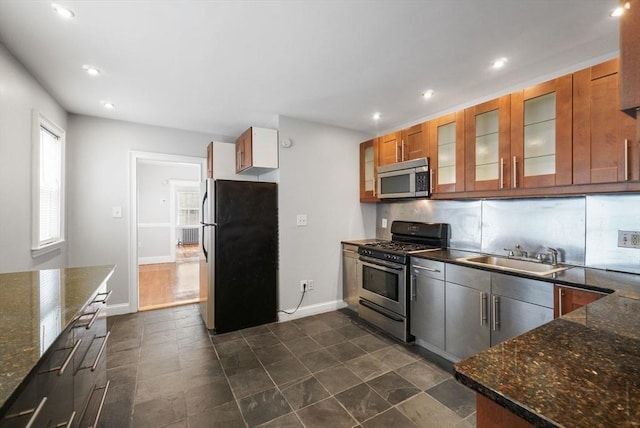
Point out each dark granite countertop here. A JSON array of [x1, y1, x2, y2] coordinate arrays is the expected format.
[[412, 249, 640, 427], [0, 265, 115, 410]]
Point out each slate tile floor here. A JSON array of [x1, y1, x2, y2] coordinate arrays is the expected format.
[[101, 304, 476, 427]]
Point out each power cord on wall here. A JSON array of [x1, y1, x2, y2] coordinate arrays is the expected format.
[[278, 283, 306, 315]]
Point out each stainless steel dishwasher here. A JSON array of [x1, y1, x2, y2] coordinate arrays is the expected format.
[[342, 243, 360, 311]]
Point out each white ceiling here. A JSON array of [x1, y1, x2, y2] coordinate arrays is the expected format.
[[0, 1, 620, 142]]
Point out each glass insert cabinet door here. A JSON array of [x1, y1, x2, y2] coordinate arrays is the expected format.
[[510, 75, 573, 188], [429, 111, 465, 193], [464, 96, 511, 191]]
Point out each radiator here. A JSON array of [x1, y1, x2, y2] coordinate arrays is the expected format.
[[179, 227, 198, 245]]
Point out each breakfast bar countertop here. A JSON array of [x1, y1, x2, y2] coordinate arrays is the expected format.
[[411, 249, 640, 427], [0, 265, 115, 410]]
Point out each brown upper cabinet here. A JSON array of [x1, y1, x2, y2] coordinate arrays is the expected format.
[[360, 139, 379, 202], [428, 111, 465, 193], [377, 124, 427, 167], [464, 96, 511, 191], [235, 127, 278, 173], [620, 0, 640, 114], [235, 128, 253, 172], [510, 74, 573, 189], [573, 59, 639, 184]]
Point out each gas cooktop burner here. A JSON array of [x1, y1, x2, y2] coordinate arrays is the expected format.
[[363, 241, 434, 253]]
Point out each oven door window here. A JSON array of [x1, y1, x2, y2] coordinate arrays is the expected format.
[[362, 264, 399, 302]]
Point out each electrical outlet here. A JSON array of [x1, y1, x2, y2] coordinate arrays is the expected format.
[[618, 230, 640, 249], [307, 280, 314, 291], [296, 214, 308, 226], [300, 280, 308, 292]]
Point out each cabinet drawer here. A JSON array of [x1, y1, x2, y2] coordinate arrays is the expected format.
[[446, 263, 491, 293], [410, 258, 444, 280], [492, 273, 553, 308]]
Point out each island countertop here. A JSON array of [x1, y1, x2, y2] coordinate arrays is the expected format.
[[0, 265, 115, 410], [410, 249, 640, 427]]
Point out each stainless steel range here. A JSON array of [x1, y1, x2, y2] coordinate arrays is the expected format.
[[358, 221, 449, 342]]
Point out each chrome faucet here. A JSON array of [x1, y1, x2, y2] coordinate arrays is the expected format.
[[547, 247, 558, 265], [514, 244, 528, 258]]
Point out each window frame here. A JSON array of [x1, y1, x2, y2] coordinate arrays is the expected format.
[[31, 111, 66, 257]]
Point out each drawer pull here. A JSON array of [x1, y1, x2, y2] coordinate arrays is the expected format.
[[412, 265, 440, 273], [5, 396, 47, 427], [38, 339, 82, 376], [57, 410, 76, 428], [79, 331, 110, 371], [75, 306, 103, 330], [88, 381, 110, 428], [92, 289, 112, 304], [59, 339, 81, 376]]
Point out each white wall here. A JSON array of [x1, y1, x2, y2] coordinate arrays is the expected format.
[[137, 161, 200, 263], [66, 115, 211, 308], [0, 43, 67, 273], [277, 116, 376, 318]]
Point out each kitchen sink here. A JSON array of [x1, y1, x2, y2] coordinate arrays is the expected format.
[[459, 255, 571, 276]]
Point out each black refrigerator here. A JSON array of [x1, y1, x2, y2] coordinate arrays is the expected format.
[[199, 179, 278, 333]]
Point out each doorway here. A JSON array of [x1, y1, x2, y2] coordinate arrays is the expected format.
[[130, 152, 205, 312]]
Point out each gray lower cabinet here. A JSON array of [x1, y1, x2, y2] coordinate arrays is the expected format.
[[444, 263, 554, 360], [342, 244, 360, 311], [410, 259, 445, 349], [445, 265, 491, 359], [490, 273, 553, 346]]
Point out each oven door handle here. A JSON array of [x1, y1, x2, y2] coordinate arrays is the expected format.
[[359, 299, 404, 322], [359, 257, 405, 271]]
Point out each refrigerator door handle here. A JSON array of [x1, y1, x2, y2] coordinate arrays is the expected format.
[[201, 189, 207, 224], [201, 225, 208, 262]]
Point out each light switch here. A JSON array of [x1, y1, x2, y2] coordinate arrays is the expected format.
[[382, 218, 388, 228], [296, 214, 307, 226], [112, 206, 122, 218]]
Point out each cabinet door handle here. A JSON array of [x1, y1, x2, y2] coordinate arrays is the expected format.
[[75, 306, 102, 330], [624, 139, 629, 181], [430, 170, 434, 193], [492, 296, 500, 331], [395, 142, 399, 163], [401, 139, 405, 161], [512, 156, 518, 188], [558, 288, 564, 317], [410, 275, 416, 301], [499, 158, 504, 189], [480, 292, 487, 325], [5, 396, 48, 427]]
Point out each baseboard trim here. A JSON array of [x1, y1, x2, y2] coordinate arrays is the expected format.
[[106, 303, 133, 316], [139, 256, 173, 265], [278, 299, 348, 322]]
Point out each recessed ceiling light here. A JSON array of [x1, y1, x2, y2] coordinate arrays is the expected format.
[[51, 3, 75, 19], [610, 6, 625, 17], [82, 65, 100, 76], [373, 112, 381, 121], [101, 101, 115, 110], [422, 90, 435, 99], [492, 57, 508, 69]]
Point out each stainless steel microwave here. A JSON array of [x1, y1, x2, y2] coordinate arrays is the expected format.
[[377, 157, 429, 199]]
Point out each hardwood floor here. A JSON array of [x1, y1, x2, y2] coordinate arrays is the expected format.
[[138, 244, 199, 311]]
